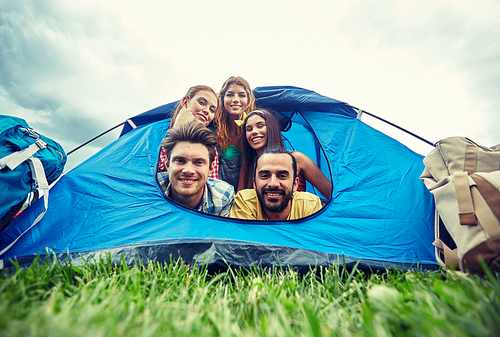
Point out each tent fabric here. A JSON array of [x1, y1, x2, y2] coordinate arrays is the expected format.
[[0, 86, 438, 270]]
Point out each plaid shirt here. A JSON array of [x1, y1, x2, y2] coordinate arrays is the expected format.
[[158, 147, 219, 179], [157, 172, 234, 217]]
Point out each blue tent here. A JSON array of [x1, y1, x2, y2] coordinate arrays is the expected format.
[[0, 86, 438, 272]]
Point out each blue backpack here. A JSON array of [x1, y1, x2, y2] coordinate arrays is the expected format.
[[0, 116, 66, 238]]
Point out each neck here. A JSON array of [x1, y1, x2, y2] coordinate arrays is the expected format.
[[228, 113, 239, 122], [264, 203, 292, 221]]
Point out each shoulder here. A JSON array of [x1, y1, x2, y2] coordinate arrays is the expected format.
[[291, 151, 312, 165], [291, 151, 306, 160], [207, 178, 235, 200], [235, 188, 257, 201], [290, 191, 322, 217], [230, 189, 260, 219], [292, 191, 321, 203]]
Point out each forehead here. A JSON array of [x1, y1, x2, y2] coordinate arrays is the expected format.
[[257, 153, 293, 172], [226, 84, 246, 93], [246, 114, 265, 126], [170, 141, 209, 160], [191, 90, 217, 105]]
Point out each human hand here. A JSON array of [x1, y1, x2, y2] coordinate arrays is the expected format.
[[171, 107, 195, 128]]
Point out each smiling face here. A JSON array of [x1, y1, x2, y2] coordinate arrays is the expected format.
[[183, 90, 217, 126], [166, 141, 210, 209], [254, 153, 299, 219], [223, 84, 249, 118], [245, 114, 268, 154]]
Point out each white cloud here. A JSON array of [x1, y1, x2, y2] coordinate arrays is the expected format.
[[1, 0, 498, 172]]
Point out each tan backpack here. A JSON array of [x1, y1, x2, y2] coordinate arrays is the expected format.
[[420, 137, 500, 274]]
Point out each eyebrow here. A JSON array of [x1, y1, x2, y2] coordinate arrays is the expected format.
[[172, 156, 207, 163], [258, 170, 290, 175]]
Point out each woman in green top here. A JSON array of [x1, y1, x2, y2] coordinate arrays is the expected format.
[[213, 76, 256, 190]]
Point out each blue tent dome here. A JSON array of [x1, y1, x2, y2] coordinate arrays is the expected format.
[[0, 86, 437, 272]]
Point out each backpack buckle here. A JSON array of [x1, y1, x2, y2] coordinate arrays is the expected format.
[[35, 138, 47, 150]]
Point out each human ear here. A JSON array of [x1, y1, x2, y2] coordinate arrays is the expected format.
[[182, 97, 189, 109], [292, 176, 299, 193]]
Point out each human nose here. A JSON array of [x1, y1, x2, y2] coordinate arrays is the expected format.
[[182, 162, 195, 174], [268, 174, 279, 187]]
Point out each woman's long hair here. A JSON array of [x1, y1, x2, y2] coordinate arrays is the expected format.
[[238, 109, 284, 191], [214, 76, 256, 150], [169, 85, 216, 129]]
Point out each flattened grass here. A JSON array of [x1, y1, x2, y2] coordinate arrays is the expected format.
[[0, 255, 499, 336]]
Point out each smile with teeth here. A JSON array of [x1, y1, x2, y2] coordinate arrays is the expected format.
[[251, 136, 263, 143]]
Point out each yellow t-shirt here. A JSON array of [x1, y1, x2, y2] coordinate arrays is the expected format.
[[230, 189, 322, 220]]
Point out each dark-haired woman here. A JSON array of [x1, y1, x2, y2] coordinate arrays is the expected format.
[[238, 109, 332, 200]]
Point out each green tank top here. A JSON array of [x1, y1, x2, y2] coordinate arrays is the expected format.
[[208, 127, 242, 159], [222, 145, 242, 159]]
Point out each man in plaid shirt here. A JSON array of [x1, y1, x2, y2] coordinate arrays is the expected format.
[[158, 121, 234, 217]]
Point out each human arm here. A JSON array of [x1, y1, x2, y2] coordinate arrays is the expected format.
[[218, 187, 234, 218], [292, 151, 332, 200]]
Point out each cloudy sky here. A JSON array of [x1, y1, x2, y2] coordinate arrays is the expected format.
[[1, 0, 499, 171]]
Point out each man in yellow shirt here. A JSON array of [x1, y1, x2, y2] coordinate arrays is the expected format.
[[230, 147, 322, 220]]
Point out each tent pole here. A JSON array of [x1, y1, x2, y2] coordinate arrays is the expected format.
[[351, 105, 434, 147], [67, 121, 126, 156]]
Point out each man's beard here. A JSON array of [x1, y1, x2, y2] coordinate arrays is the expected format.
[[256, 187, 293, 213]]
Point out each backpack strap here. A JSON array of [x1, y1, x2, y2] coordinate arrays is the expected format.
[[433, 238, 461, 269], [0, 139, 47, 170], [464, 139, 478, 174], [470, 182, 500, 239], [454, 172, 477, 226], [0, 157, 49, 262]]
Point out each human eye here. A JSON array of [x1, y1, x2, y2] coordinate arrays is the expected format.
[[210, 106, 216, 113], [174, 158, 185, 164], [239, 93, 246, 98], [279, 172, 289, 179], [198, 99, 206, 106], [246, 126, 252, 132], [226, 92, 233, 97], [257, 123, 265, 129]]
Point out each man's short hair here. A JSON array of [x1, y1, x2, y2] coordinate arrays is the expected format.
[[253, 146, 297, 181], [161, 121, 217, 166]]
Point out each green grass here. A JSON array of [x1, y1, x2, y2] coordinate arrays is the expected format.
[[0, 254, 499, 337]]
